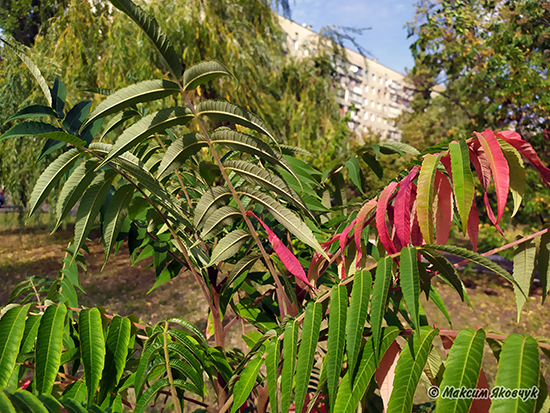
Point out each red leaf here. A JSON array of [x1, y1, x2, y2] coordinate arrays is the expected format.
[[496, 130, 550, 188], [434, 171, 453, 245], [376, 181, 399, 254], [441, 153, 453, 178], [339, 218, 357, 279], [468, 141, 492, 191], [354, 200, 377, 268], [246, 211, 313, 288], [483, 193, 504, 236], [467, 198, 480, 252], [394, 167, 419, 248], [476, 130, 509, 224], [375, 340, 401, 412]]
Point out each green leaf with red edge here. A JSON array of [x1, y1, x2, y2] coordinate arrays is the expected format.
[[539, 230, 550, 304], [495, 130, 550, 188], [395, 167, 419, 248], [416, 154, 441, 244], [434, 171, 453, 245], [376, 182, 399, 254], [449, 139, 474, 233], [513, 238, 536, 322], [339, 218, 357, 279], [246, 211, 312, 288], [498, 139, 525, 217], [354, 200, 377, 268], [476, 130, 509, 224], [467, 198, 480, 252]]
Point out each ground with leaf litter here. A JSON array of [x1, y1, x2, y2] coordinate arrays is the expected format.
[[1, 215, 549, 407]]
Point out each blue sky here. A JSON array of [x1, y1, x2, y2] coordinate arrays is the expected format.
[[285, 0, 418, 74]]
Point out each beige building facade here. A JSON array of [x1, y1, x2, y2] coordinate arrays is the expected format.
[[278, 16, 412, 141]]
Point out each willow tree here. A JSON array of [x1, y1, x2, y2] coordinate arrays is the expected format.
[[0, 0, 348, 210]]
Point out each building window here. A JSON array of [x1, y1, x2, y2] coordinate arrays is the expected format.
[[372, 74, 376, 82], [365, 86, 369, 93], [372, 88, 375, 95], [371, 114, 375, 122], [371, 101, 375, 108], [364, 112, 369, 120], [364, 99, 368, 106]]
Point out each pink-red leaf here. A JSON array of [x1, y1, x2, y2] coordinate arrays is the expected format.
[[476, 130, 509, 224], [246, 211, 313, 288], [376, 181, 399, 254], [394, 167, 419, 248], [469, 141, 492, 191], [496, 130, 550, 188], [416, 154, 441, 245], [434, 171, 453, 245]]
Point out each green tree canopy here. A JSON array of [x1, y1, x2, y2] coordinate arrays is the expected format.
[[400, 0, 550, 149], [0, 0, 349, 209]]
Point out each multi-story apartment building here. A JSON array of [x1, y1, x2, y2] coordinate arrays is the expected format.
[[278, 16, 412, 141]]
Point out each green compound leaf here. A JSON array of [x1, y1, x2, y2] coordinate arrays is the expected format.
[[35, 303, 67, 395], [0, 305, 30, 388], [281, 320, 299, 413], [207, 229, 251, 266], [435, 328, 486, 413], [236, 187, 328, 259], [345, 269, 372, 374], [102, 185, 135, 268], [98, 316, 131, 404], [327, 284, 348, 412], [0, 121, 61, 142], [400, 246, 420, 331], [224, 160, 310, 217], [489, 334, 540, 413], [231, 354, 265, 413], [83, 79, 180, 129], [294, 302, 323, 413], [265, 338, 280, 413], [79, 308, 106, 403], [370, 257, 393, 359], [109, 0, 183, 79], [54, 158, 101, 232], [157, 133, 207, 179], [73, 170, 118, 260], [387, 327, 438, 413], [196, 99, 276, 145], [449, 139, 474, 233], [183, 60, 233, 91], [5, 105, 58, 123], [9, 390, 49, 413], [99, 107, 194, 168], [200, 206, 241, 240], [2, 38, 52, 106]]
